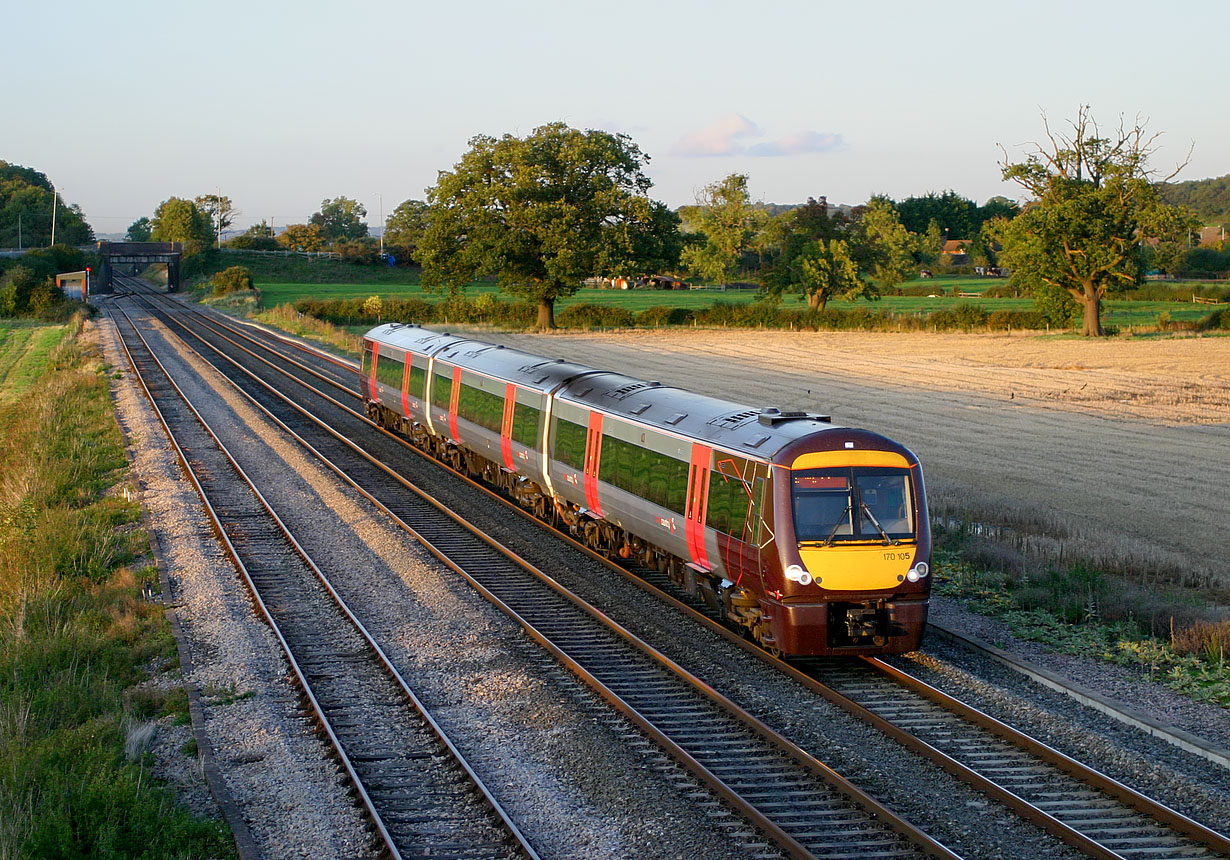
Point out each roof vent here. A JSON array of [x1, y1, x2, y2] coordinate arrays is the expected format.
[[758, 407, 830, 426], [709, 410, 759, 428]]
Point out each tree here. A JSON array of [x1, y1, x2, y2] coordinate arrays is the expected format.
[[150, 197, 215, 255], [897, 190, 979, 238], [278, 223, 325, 252], [210, 266, 254, 297], [195, 194, 238, 245], [383, 199, 429, 260], [0, 161, 93, 248], [998, 106, 1199, 336], [310, 197, 368, 243], [795, 239, 873, 310], [418, 122, 679, 330], [679, 174, 761, 284], [126, 217, 152, 242], [851, 196, 915, 289], [759, 197, 846, 299], [226, 221, 279, 251], [0, 265, 40, 316]]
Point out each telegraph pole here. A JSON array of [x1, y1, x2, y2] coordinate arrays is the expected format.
[[50, 185, 57, 247]]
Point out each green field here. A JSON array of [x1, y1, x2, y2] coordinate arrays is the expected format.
[[252, 276, 1219, 328], [0, 322, 71, 401]]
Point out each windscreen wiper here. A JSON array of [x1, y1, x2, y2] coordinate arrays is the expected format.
[[823, 502, 853, 546], [860, 503, 898, 545]]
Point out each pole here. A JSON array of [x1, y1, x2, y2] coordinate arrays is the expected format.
[[376, 192, 384, 257], [50, 185, 57, 247], [17, 212, 21, 249]]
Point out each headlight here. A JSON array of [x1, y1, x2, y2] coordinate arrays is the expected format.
[[797, 572, 813, 586], [914, 562, 929, 577], [785, 564, 805, 582], [906, 569, 920, 582]]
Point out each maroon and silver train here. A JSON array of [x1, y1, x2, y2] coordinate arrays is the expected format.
[[361, 324, 931, 656]]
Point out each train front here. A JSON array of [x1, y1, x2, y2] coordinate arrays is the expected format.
[[762, 428, 931, 656]]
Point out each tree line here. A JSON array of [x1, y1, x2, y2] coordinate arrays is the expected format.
[[4, 107, 1217, 335]]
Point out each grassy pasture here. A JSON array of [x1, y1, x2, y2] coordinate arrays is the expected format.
[[253, 277, 1217, 329]]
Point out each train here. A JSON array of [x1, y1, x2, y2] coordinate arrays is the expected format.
[[360, 324, 931, 656]]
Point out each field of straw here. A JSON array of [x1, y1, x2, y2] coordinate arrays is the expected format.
[[486, 329, 1230, 597]]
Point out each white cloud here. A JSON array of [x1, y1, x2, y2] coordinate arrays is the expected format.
[[669, 114, 762, 157], [670, 115, 843, 158], [748, 130, 843, 156]]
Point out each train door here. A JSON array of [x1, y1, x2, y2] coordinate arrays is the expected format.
[[582, 411, 604, 516], [684, 443, 712, 571]]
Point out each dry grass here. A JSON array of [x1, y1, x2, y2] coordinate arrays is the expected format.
[[1172, 619, 1230, 663], [253, 303, 361, 357]]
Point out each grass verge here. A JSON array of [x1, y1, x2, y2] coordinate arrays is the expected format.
[[932, 536, 1230, 707], [251, 303, 362, 358], [0, 315, 235, 859]]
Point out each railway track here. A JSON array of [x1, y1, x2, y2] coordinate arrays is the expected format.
[[111, 302, 539, 860], [115, 285, 956, 858], [115, 284, 1230, 860]]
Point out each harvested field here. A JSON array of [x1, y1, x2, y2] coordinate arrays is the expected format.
[[483, 329, 1230, 595]]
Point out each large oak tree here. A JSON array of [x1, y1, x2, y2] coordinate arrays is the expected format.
[[418, 123, 680, 330], [998, 107, 1197, 336]]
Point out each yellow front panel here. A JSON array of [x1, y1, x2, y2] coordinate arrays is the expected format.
[[799, 544, 917, 590], [791, 450, 910, 470]]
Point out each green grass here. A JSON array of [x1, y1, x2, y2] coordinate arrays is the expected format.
[[0, 316, 236, 859], [0, 322, 71, 401], [933, 548, 1229, 707], [253, 277, 1218, 330]]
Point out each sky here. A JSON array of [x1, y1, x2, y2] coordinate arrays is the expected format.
[[5, 0, 1228, 236]]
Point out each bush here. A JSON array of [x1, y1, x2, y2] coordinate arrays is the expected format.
[[333, 239, 380, 265], [0, 265, 42, 317], [27, 281, 65, 315], [635, 305, 695, 327], [987, 309, 1050, 330], [555, 303, 635, 330], [1198, 307, 1230, 331], [929, 302, 989, 331], [210, 265, 254, 297]]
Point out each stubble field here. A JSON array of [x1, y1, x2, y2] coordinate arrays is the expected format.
[[482, 329, 1230, 597]]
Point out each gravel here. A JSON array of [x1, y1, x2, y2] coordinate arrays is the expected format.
[[100, 305, 375, 860], [102, 297, 1230, 859], [106, 300, 760, 860]]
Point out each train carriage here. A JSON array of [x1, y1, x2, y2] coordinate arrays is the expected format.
[[362, 324, 931, 657]]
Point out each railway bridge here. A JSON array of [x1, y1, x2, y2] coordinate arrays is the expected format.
[[96, 241, 183, 293]]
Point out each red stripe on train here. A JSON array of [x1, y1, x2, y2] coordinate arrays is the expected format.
[[685, 443, 712, 571], [501, 383, 516, 470], [583, 411, 604, 516], [448, 366, 461, 443]]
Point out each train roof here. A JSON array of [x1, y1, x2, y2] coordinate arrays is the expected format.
[[364, 324, 849, 460], [364, 324, 598, 393], [555, 372, 842, 460]]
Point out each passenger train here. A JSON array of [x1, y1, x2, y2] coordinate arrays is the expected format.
[[361, 324, 931, 656]]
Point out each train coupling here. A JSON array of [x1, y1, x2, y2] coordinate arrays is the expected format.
[[835, 601, 888, 648]]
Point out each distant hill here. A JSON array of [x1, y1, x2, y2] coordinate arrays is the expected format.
[[1160, 174, 1230, 223]]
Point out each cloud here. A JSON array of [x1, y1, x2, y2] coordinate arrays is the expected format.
[[670, 115, 843, 158], [669, 114, 762, 157], [748, 130, 843, 156]]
